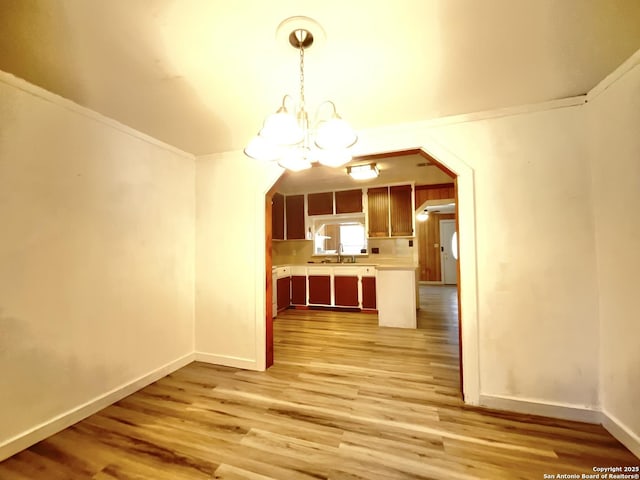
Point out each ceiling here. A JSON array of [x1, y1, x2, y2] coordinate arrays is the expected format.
[[1, 0, 640, 157], [277, 151, 454, 194]]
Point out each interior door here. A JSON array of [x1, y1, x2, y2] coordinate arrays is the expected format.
[[439, 219, 458, 285]]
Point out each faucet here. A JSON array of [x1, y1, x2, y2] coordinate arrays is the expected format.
[[337, 243, 343, 263]]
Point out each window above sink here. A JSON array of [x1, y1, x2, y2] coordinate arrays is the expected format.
[[310, 213, 367, 256]]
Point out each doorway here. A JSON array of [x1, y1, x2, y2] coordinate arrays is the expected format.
[[439, 219, 458, 285], [264, 148, 468, 398]]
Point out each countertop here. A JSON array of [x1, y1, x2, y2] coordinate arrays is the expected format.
[[273, 263, 418, 270]]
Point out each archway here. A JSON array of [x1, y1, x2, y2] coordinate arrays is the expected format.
[[262, 136, 479, 404]]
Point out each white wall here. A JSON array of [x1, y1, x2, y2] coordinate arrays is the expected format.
[[588, 64, 640, 445], [0, 73, 195, 458], [429, 107, 600, 409], [195, 152, 281, 370]]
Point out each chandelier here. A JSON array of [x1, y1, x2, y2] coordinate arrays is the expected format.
[[244, 18, 357, 172]]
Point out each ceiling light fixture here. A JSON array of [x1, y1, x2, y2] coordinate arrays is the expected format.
[[347, 163, 379, 180], [416, 209, 429, 222], [244, 17, 357, 172]]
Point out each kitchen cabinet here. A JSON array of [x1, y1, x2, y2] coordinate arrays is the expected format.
[[307, 192, 333, 215], [367, 187, 389, 237], [390, 184, 413, 236], [272, 193, 285, 240], [276, 276, 290, 311], [367, 184, 414, 237], [333, 266, 361, 307], [285, 194, 305, 239], [291, 275, 307, 305], [308, 275, 331, 305], [334, 276, 359, 307], [361, 266, 377, 310], [335, 189, 363, 214], [361, 277, 377, 310]]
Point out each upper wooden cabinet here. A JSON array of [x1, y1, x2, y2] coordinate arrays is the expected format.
[[272, 193, 285, 240], [414, 183, 455, 208], [308, 189, 363, 215], [285, 194, 305, 239], [367, 184, 414, 237], [390, 185, 413, 236], [335, 189, 363, 214], [307, 192, 333, 215], [367, 187, 390, 237]]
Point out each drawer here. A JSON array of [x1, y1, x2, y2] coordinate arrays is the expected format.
[[361, 266, 376, 277], [290, 266, 307, 276], [276, 266, 290, 278], [333, 266, 361, 276], [305, 266, 332, 276]]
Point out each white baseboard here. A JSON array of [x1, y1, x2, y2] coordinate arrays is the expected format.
[[0, 352, 195, 462], [601, 409, 640, 460], [479, 394, 601, 424], [194, 352, 260, 370]]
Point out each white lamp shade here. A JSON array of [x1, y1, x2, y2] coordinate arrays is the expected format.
[[260, 112, 304, 146], [317, 149, 352, 167], [315, 118, 357, 150], [244, 135, 281, 161], [277, 148, 312, 171]]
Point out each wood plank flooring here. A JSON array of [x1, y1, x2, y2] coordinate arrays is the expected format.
[[0, 286, 637, 479]]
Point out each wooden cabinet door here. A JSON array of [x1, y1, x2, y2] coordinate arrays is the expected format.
[[362, 277, 377, 310], [272, 193, 285, 240], [307, 192, 333, 215], [335, 189, 363, 214], [390, 184, 413, 237], [308, 275, 331, 305], [285, 194, 305, 239], [334, 276, 359, 307], [291, 275, 307, 305], [276, 276, 290, 311], [367, 187, 389, 237]]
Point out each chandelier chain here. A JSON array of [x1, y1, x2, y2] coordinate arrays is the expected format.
[[299, 40, 305, 111]]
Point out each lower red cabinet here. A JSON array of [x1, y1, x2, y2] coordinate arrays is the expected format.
[[362, 276, 377, 310], [291, 275, 307, 305], [276, 276, 290, 311], [334, 276, 359, 307], [308, 275, 331, 305]]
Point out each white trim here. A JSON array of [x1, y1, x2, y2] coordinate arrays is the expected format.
[[602, 409, 640, 460], [587, 47, 640, 103], [421, 96, 587, 128], [479, 394, 601, 424], [420, 139, 481, 406], [194, 352, 259, 370], [352, 97, 585, 158], [0, 353, 194, 462], [0, 69, 194, 160]]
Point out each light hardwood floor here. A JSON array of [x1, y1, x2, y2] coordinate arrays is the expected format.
[[0, 286, 637, 479]]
